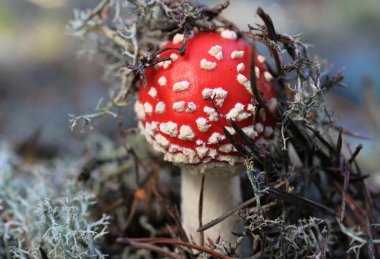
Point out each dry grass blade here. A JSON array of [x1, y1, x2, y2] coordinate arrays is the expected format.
[[340, 160, 350, 222], [348, 144, 363, 164], [197, 195, 257, 232], [336, 128, 343, 161], [366, 215, 377, 259], [230, 120, 262, 158], [198, 181, 287, 232], [256, 7, 277, 42], [118, 237, 233, 259], [332, 181, 367, 228], [330, 124, 370, 140], [222, 126, 249, 156], [305, 125, 336, 156], [268, 188, 337, 215]]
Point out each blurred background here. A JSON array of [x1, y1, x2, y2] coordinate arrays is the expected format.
[[0, 0, 379, 176]]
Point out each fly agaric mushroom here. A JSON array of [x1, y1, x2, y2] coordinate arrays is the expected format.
[[135, 30, 276, 243]]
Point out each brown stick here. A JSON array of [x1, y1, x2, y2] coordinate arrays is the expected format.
[[118, 237, 232, 259], [340, 160, 350, 222]]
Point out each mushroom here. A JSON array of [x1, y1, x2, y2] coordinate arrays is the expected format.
[[134, 30, 276, 243]]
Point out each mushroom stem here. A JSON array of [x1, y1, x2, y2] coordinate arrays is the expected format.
[[181, 167, 242, 244]]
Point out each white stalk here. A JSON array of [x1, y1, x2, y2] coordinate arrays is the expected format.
[[181, 167, 242, 244]]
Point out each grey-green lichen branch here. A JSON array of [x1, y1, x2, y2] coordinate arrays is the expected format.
[[0, 144, 110, 258]]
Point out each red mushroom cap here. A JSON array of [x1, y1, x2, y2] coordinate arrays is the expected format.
[[135, 30, 276, 166]]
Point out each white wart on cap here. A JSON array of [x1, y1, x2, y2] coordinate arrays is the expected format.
[[135, 31, 277, 166]]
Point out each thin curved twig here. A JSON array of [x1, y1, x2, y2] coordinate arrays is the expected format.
[[117, 237, 232, 259]]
